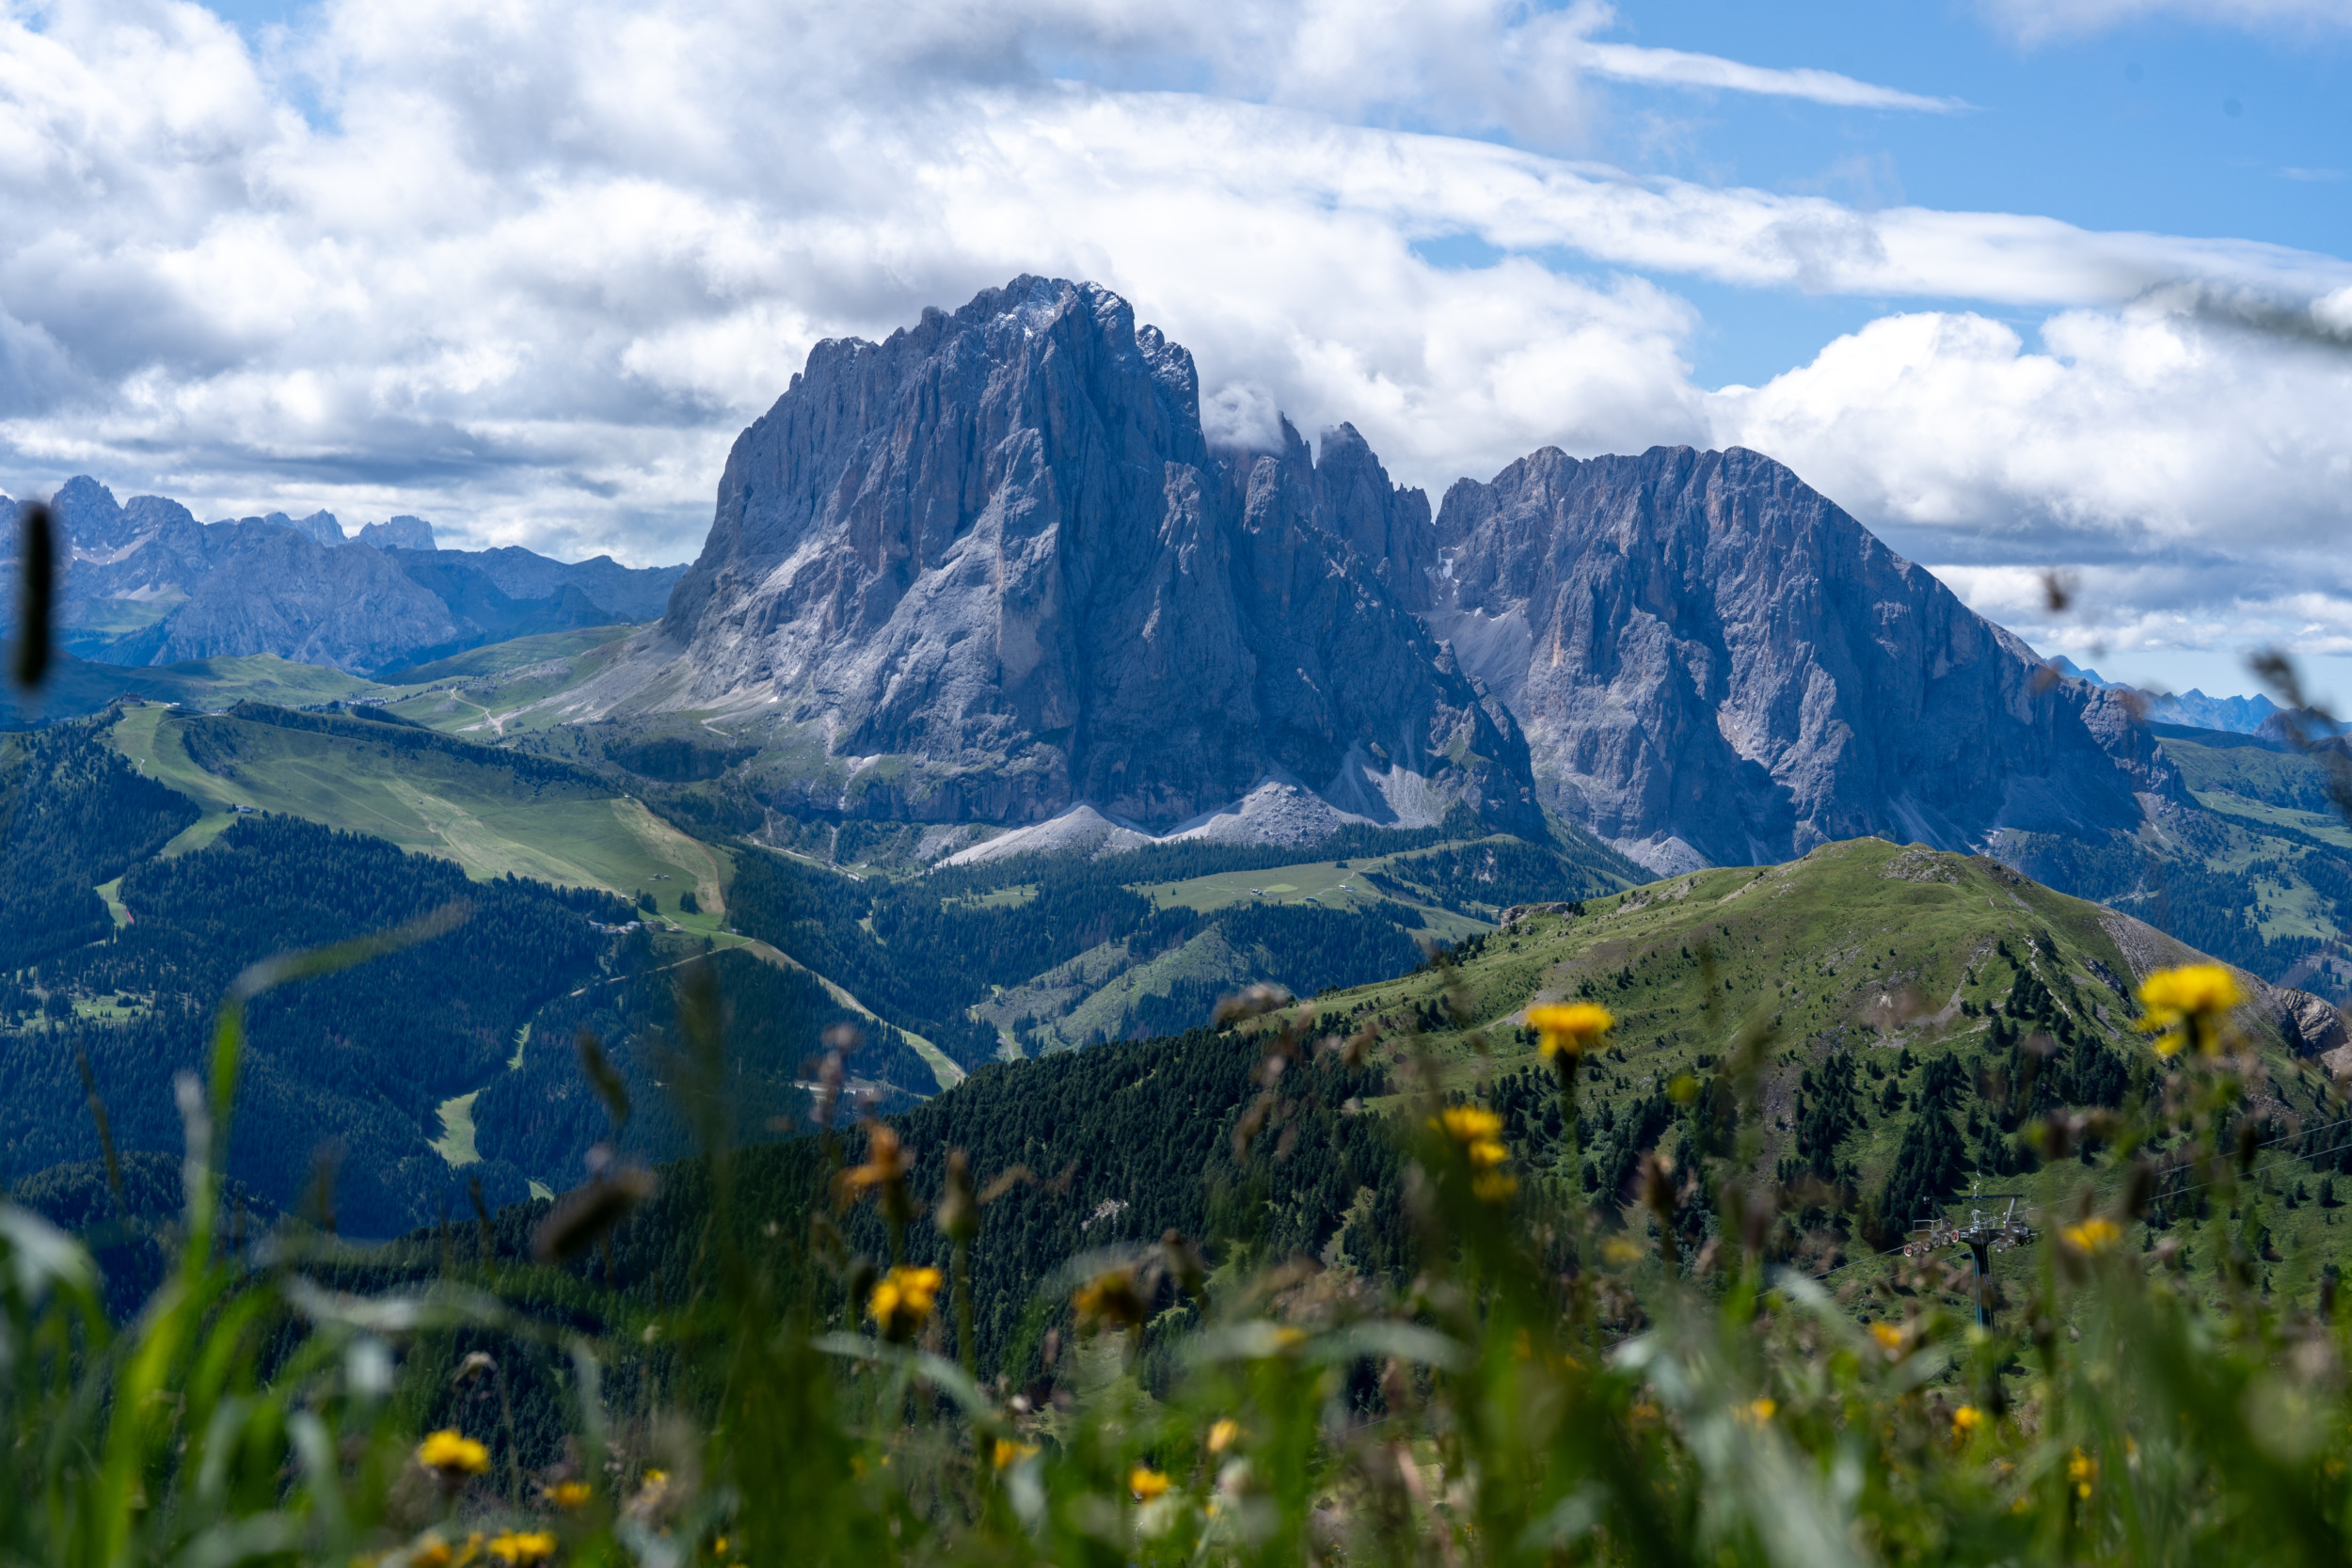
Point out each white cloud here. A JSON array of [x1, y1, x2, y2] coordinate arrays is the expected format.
[[1975, 0, 2352, 43], [1712, 300, 2352, 657], [1574, 40, 1966, 112], [1709, 301, 2352, 550], [0, 0, 2340, 689]]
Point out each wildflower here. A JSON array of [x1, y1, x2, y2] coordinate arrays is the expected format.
[[1868, 1322, 1908, 1358], [416, 1430, 490, 1480], [837, 1124, 913, 1200], [1431, 1105, 1515, 1200], [1951, 1404, 1984, 1436], [544, 1481, 590, 1510], [486, 1532, 557, 1567], [1601, 1237, 1644, 1265], [2137, 963, 2240, 1055], [1739, 1398, 1776, 1426], [1471, 1169, 1518, 1202], [1206, 1418, 1240, 1454], [992, 1438, 1039, 1469], [2069, 1447, 2097, 1499], [1129, 1466, 1171, 1501], [867, 1264, 944, 1340], [1433, 1105, 1503, 1142], [408, 1536, 453, 1568], [1527, 1003, 1613, 1060], [1073, 1267, 1148, 1330], [2062, 1217, 2122, 1254]]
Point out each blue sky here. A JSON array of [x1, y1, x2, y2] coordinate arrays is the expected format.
[[2, 0, 2348, 702], [1604, 2, 2347, 386]]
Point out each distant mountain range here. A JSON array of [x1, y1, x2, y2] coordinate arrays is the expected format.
[[3, 476, 687, 675], [540, 276, 2175, 879], [2046, 656, 2290, 736]]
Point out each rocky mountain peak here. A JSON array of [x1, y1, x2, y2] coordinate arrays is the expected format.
[[1417, 443, 2185, 872], [358, 515, 437, 551], [655, 276, 1541, 837]]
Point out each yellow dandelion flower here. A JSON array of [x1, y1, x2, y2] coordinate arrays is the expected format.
[[544, 1481, 590, 1510], [1129, 1466, 1171, 1501], [2137, 963, 2240, 1054], [1470, 1170, 1519, 1202], [485, 1533, 558, 1568], [1206, 1418, 1240, 1454], [1527, 1003, 1614, 1060], [835, 1124, 912, 1199], [2069, 1447, 2097, 1498], [416, 1430, 490, 1478], [1433, 1105, 1504, 1143], [1951, 1404, 1984, 1435], [1740, 1397, 1776, 1426], [2062, 1217, 2122, 1254], [992, 1438, 1038, 1469], [867, 1265, 944, 1339], [409, 1535, 454, 1568], [1868, 1322, 1907, 1355]]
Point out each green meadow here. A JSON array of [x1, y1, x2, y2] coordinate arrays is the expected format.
[[105, 702, 726, 914]]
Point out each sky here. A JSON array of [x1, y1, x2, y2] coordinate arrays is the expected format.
[[0, 0, 2347, 700]]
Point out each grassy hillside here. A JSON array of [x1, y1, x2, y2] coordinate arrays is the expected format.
[[1301, 836, 2343, 1299], [388, 624, 644, 685], [2, 649, 383, 721], [106, 700, 728, 920], [2000, 722, 2352, 997]]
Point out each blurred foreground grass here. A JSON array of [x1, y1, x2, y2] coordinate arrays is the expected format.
[[0, 930, 2345, 1568]]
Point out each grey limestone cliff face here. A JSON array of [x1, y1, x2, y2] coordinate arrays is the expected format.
[[1411, 446, 2185, 872], [659, 276, 1539, 834], [141, 524, 460, 669], [358, 515, 437, 551]]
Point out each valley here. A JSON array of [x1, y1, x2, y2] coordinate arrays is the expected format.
[[6, 273, 2351, 1384]]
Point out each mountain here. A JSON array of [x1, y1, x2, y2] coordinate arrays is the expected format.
[[583, 277, 1546, 844], [2050, 657, 2283, 735], [6, 477, 687, 674], [1410, 448, 2184, 875], [547, 277, 2171, 887]]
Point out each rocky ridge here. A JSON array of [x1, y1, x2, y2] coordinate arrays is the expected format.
[[628, 276, 1543, 839], [568, 277, 2180, 874], [1408, 446, 2186, 873]]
